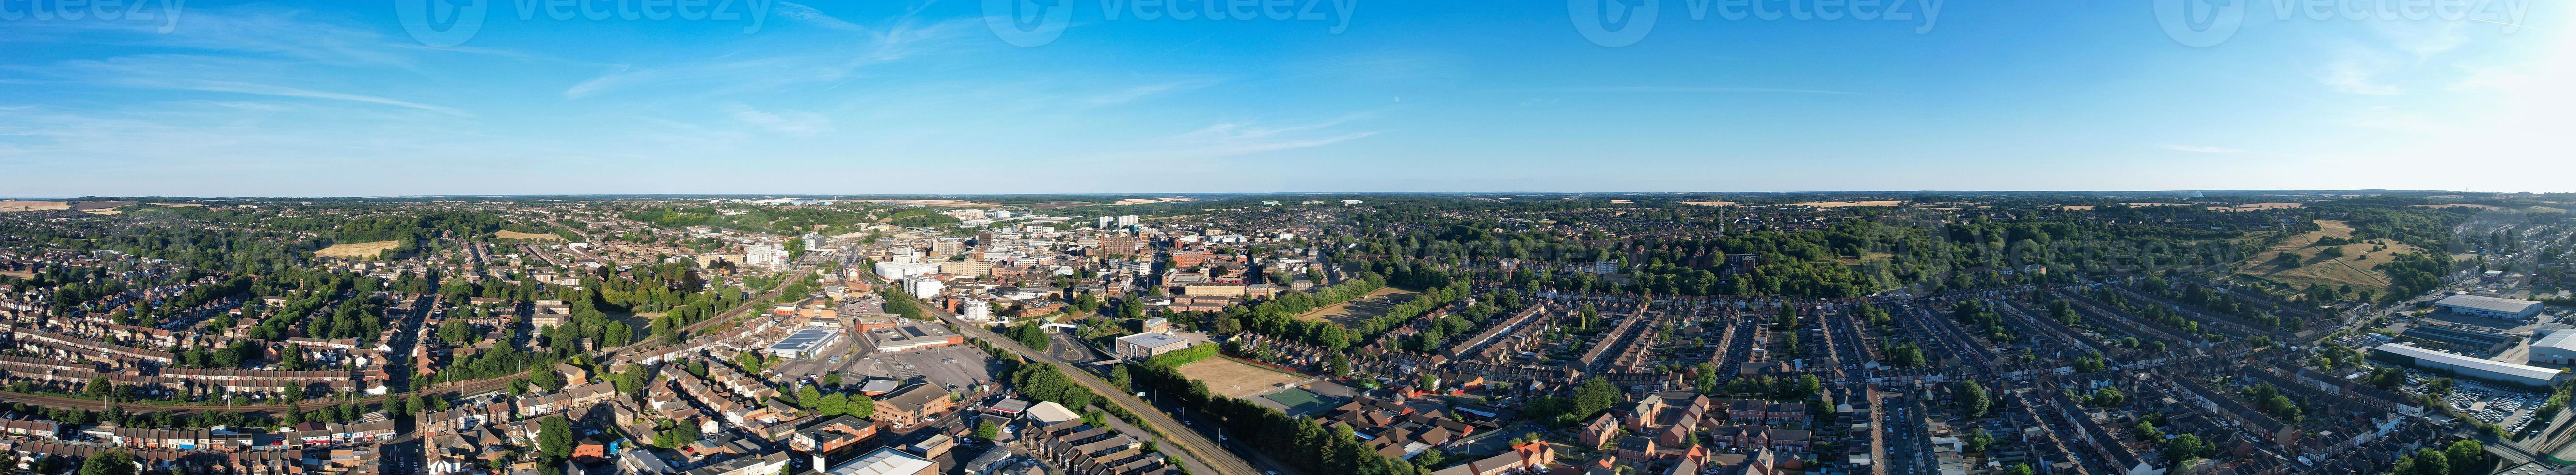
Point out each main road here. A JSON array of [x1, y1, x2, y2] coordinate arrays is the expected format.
[[921, 303, 1264, 475]]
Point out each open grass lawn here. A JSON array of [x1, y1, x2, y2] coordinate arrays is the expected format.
[[1176, 358, 1306, 399], [2232, 220, 2413, 291], [1290, 287, 1421, 327], [316, 240, 402, 259]]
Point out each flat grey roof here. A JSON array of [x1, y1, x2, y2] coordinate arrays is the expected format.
[[768, 328, 841, 352], [2438, 294, 2544, 314], [1117, 332, 1189, 348], [2375, 343, 2563, 383]]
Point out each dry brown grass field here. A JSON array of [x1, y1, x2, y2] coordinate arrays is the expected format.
[[1290, 287, 1421, 327], [0, 201, 72, 212], [316, 241, 402, 259], [2406, 204, 2503, 210], [2232, 220, 2410, 290], [495, 230, 565, 240], [1176, 358, 1306, 398]]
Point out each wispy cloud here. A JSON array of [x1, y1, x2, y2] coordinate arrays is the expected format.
[[2163, 144, 2249, 154], [724, 103, 835, 137], [563, 15, 980, 99], [775, 1, 869, 32], [1542, 85, 1863, 95], [1086, 80, 1219, 105], [2323, 52, 2405, 95], [1163, 114, 1380, 157]]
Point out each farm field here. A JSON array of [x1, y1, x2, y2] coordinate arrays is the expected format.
[[1175, 358, 1307, 399], [2407, 204, 2504, 210], [495, 230, 565, 240], [2209, 202, 2305, 212], [1290, 287, 1421, 327], [1683, 201, 1738, 206], [150, 203, 207, 207], [2232, 220, 2412, 290], [1790, 200, 1906, 208], [0, 201, 72, 212], [316, 240, 402, 259]]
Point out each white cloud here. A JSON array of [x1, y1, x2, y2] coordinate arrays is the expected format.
[[2322, 51, 2405, 95]]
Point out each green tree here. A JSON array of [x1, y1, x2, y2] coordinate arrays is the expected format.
[[539, 416, 575, 459], [83, 376, 113, 399], [819, 392, 847, 416], [532, 367, 563, 392], [1956, 380, 1990, 418], [977, 420, 1002, 440], [798, 385, 824, 411], [78, 449, 135, 475], [439, 320, 475, 346], [2164, 434, 2210, 463], [2445, 440, 2484, 474], [847, 393, 875, 419], [1571, 378, 1620, 420]]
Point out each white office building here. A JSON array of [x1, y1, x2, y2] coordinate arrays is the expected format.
[[1116, 215, 1138, 227], [875, 261, 941, 281], [745, 241, 788, 270], [902, 277, 945, 297]]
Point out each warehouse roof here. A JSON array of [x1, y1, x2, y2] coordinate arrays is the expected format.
[[2438, 295, 2544, 314], [2375, 343, 2563, 384]]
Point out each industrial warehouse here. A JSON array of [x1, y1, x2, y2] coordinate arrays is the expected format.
[[765, 327, 844, 359], [2372, 342, 2570, 388]]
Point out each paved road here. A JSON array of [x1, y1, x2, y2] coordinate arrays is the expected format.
[[924, 305, 1264, 475]]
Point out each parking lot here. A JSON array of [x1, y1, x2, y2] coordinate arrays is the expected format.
[[2409, 371, 2546, 431], [848, 344, 999, 390]]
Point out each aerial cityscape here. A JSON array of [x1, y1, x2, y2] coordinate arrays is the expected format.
[[4, 2, 2574, 475], [0, 193, 2572, 475]]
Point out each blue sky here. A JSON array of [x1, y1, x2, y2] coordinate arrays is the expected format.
[[1, 0, 2569, 197]]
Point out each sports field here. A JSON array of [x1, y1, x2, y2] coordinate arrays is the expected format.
[[1175, 358, 1305, 399], [1262, 388, 1334, 416]]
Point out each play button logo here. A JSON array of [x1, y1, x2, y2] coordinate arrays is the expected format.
[[1570, 0, 1659, 47], [2155, 0, 2244, 47]]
